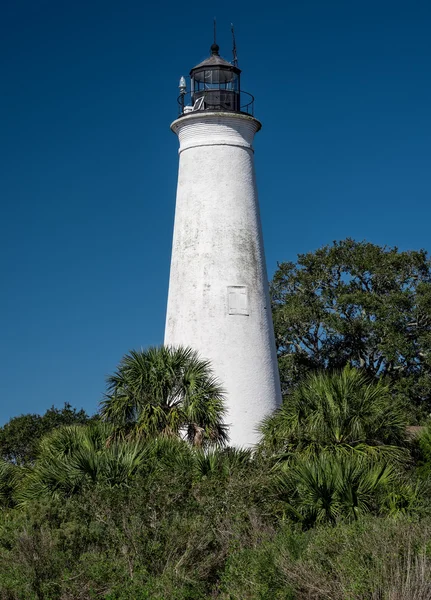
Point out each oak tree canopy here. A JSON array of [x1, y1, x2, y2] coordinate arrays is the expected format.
[[271, 239, 431, 420]]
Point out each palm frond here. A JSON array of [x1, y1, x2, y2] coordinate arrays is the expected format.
[[100, 345, 227, 446], [259, 366, 408, 460]]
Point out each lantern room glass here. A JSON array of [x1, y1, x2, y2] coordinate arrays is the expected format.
[[192, 69, 239, 91], [191, 67, 240, 112]]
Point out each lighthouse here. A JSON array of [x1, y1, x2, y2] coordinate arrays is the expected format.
[[165, 40, 282, 447]]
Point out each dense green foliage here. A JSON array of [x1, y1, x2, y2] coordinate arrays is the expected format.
[[0, 436, 430, 598], [17, 423, 149, 504], [271, 239, 431, 419], [1, 356, 431, 598], [0, 403, 93, 465]]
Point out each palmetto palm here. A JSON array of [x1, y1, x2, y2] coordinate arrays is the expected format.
[[100, 346, 228, 447], [17, 423, 149, 503], [260, 366, 407, 460], [276, 453, 396, 527], [190, 447, 253, 481]]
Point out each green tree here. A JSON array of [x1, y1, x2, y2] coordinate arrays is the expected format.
[[260, 367, 407, 460], [271, 239, 431, 418], [100, 346, 228, 446], [0, 403, 94, 465]]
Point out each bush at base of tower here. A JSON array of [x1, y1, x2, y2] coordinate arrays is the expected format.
[[2, 344, 431, 597]]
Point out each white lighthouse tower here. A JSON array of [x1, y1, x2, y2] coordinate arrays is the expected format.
[[165, 40, 282, 447]]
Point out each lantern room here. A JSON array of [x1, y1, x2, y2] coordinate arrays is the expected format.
[[177, 43, 254, 116], [191, 43, 240, 112]]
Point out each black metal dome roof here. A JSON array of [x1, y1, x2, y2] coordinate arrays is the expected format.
[[191, 44, 241, 73]]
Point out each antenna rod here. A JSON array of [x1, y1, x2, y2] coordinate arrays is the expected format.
[[231, 23, 238, 67], [213, 18, 217, 45]]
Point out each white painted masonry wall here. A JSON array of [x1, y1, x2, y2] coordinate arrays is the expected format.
[[165, 112, 282, 447]]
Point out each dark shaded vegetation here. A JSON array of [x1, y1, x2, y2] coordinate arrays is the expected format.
[[1, 424, 431, 599], [1, 240, 431, 598]]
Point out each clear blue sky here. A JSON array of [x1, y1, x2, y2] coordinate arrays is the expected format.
[[1, 0, 430, 424]]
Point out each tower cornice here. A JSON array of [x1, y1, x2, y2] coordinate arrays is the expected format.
[[171, 112, 262, 154]]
